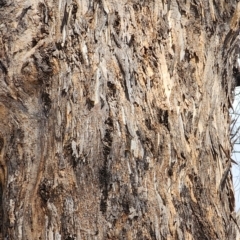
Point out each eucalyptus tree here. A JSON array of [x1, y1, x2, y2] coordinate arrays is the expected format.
[[0, 1, 238, 239]]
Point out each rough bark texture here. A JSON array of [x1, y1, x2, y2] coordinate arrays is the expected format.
[[0, 0, 239, 239], [236, 210, 240, 239]]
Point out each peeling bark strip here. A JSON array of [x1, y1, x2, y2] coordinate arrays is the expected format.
[[0, 0, 238, 239]]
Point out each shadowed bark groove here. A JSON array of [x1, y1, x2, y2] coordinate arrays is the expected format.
[[0, 0, 239, 239]]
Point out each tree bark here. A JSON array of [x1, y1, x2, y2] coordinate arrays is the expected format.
[[0, 0, 238, 239]]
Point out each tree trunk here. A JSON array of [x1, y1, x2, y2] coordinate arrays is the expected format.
[[0, 0, 238, 239]]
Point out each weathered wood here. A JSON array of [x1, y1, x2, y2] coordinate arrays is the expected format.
[[0, 0, 239, 239]]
